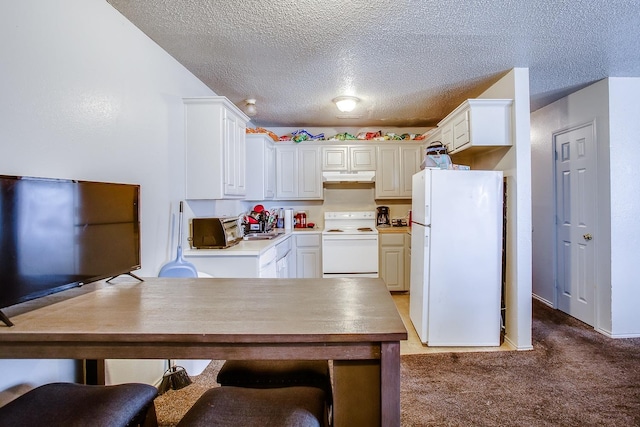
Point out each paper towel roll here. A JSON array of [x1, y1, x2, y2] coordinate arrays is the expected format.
[[284, 209, 294, 230]]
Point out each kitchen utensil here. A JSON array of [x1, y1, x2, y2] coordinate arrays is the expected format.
[[159, 201, 198, 278], [377, 206, 390, 226]]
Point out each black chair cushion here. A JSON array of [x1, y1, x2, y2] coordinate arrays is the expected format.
[[217, 360, 331, 395], [176, 386, 326, 427], [0, 382, 157, 427]]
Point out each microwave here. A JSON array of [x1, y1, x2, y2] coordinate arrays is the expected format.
[[189, 217, 242, 249]]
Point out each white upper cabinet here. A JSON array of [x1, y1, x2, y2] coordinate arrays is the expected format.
[[322, 145, 376, 171], [423, 128, 442, 147], [275, 144, 323, 200], [437, 99, 513, 155], [184, 97, 249, 199], [375, 144, 421, 199], [245, 134, 276, 200]]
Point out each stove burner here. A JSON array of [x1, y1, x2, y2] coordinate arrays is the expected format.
[[327, 229, 343, 232], [358, 227, 373, 232]]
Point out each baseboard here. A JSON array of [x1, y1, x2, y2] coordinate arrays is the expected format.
[[532, 294, 553, 307]]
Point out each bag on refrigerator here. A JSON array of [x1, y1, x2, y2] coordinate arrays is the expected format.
[[421, 141, 452, 170]]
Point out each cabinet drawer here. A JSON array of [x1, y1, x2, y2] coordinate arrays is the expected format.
[[381, 233, 405, 246], [296, 234, 321, 247]]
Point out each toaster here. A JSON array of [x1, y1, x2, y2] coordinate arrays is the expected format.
[[189, 217, 242, 249]]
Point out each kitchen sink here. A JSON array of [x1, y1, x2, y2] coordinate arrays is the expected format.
[[243, 231, 282, 240]]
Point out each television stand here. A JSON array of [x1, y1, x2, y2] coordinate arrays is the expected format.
[[106, 272, 144, 283], [0, 310, 14, 327]]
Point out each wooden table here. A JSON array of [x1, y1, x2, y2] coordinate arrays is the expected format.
[[0, 277, 407, 426]]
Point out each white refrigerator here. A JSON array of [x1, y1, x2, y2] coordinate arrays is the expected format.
[[410, 168, 503, 346]]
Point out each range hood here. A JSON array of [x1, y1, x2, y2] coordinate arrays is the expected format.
[[322, 170, 376, 183]]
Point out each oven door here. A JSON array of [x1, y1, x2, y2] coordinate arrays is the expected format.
[[322, 234, 379, 278]]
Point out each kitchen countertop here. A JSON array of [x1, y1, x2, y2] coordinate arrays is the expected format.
[[184, 228, 321, 257]]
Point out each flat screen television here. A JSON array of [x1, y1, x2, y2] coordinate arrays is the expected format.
[[0, 175, 141, 326]]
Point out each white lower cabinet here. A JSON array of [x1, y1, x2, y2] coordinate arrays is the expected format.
[[183, 236, 295, 278], [379, 233, 407, 291], [295, 234, 322, 278], [183, 253, 270, 278]]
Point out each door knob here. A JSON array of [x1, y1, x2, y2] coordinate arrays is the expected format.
[[583, 233, 593, 241]]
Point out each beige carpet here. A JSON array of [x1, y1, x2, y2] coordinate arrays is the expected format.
[[154, 300, 640, 426]]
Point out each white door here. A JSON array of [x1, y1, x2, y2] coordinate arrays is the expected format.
[[554, 123, 596, 326]]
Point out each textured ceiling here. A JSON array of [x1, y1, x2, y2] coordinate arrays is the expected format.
[[107, 0, 640, 128]]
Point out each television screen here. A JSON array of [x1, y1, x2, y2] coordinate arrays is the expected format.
[[0, 175, 140, 316]]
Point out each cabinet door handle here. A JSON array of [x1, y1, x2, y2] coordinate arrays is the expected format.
[[583, 233, 593, 241]]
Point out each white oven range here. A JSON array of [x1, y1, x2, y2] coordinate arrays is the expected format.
[[322, 211, 379, 278]]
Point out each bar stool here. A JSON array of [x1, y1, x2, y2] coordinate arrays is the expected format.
[[0, 382, 158, 427], [176, 386, 327, 427], [216, 360, 332, 397], [216, 360, 333, 425]]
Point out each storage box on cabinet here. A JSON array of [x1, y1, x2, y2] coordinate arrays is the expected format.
[[184, 97, 249, 200], [295, 234, 322, 278], [437, 99, 513, 155]]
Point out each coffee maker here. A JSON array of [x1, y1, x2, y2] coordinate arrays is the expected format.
[[377, 206, 390, 227]]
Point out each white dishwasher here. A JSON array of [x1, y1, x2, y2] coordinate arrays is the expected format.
[[259, 247, 277, 278], [275, 236, 292, 278]]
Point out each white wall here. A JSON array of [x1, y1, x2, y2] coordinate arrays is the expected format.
[[604, 79, 640, 336], [465, 69, 532, 350], [530, 78, 640, 337], [0, 0, 214, 399]]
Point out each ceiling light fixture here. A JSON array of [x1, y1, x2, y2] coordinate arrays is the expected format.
[[244, 98, 257, 117], [333, 96, 360, 113]]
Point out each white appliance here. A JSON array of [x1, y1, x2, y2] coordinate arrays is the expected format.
[[322, 211, 379, 278], [410, 169, 503, 346]]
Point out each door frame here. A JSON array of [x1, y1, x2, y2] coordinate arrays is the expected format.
[[551, 120, 598, 323]]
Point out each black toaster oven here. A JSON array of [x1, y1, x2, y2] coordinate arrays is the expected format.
[[189, 217, 241, 249]]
